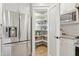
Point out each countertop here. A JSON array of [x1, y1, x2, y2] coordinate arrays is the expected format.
[[60, 35, 79, 40]]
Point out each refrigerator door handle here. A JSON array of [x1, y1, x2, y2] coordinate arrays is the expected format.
[[18, 13, 21, 40], [26, 17, 29, 41]]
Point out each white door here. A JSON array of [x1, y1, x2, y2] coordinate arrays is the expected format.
[[48, 4, 60, 56]]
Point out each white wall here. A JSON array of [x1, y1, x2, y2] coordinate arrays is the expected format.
[[61, 23, 79, 36]]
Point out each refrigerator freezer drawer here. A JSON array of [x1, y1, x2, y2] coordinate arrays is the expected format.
[[2, 41, 31, 56]]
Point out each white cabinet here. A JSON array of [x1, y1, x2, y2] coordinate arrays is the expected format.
[[60, 38, 75, 56]]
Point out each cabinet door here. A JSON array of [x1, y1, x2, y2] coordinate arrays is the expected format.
[[60, 38, 75, 56]]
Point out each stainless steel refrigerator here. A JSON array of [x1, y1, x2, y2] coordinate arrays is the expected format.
[[2, 4, 32, 56]]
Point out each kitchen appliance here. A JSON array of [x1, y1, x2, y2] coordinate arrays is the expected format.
[[75, 40, 79, 56], [75, 46, 79, 56], [74, 36, 79, 56], [2, 4, 32, 56]]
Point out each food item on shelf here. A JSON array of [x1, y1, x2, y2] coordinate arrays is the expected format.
[[35, 36, 40, 40], [35, 31, 41, 35], [35, 35, 47, 40], [39, 20, 47, 25], [41, 26, 47, 30], [40, 36, 47, 40]]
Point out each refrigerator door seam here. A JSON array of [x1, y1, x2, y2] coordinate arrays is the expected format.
[[3, 40, 30, 45]]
